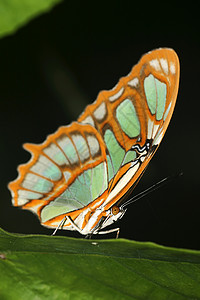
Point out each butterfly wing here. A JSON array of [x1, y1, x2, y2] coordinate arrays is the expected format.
[[9, 122, 111, 230], [78, 48, 180, 210], [9, 48, 179, 232]]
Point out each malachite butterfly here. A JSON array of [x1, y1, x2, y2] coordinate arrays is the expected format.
[[9, 48, 180, 236]]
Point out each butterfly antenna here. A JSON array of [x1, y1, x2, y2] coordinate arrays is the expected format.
[[121, 172, 183, 209]]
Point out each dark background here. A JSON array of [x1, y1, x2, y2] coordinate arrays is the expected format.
[[0, 1, 199, 250]]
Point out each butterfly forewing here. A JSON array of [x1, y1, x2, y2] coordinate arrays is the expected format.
[[78, 48, 179, 211], [9, 48, 179, 234]]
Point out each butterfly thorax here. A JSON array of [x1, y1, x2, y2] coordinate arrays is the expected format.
[[74, 203, 126, 235]]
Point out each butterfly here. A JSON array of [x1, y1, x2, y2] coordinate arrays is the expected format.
[[9, 48, 180, 237]]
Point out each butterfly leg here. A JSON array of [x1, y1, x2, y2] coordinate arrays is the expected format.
[[85, 233, 93, 239], [97, 227, 120, 239], [65, 215, 83, 234], [52, 216, 67, 236], [52, 215, 83, 235]]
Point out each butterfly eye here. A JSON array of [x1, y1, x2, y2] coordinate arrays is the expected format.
[[112, 206, 120, 215]]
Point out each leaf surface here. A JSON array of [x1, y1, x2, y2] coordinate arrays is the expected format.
[[0, 228, 200, 300]]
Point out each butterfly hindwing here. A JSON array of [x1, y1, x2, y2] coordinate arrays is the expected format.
[[9, 123, 109, 227]]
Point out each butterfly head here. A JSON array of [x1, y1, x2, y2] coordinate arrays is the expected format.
[[98, 205, 127, 231]]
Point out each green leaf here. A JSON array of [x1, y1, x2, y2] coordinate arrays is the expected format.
[[0, 0, 62, 38], [0, 228, 200, 300]]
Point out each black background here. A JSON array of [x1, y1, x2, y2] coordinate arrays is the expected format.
[[0, 1, 199, 249]]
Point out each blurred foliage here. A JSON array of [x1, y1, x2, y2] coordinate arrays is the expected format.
[[0, 0, 62, 38], [0, 228, 200, 300]]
